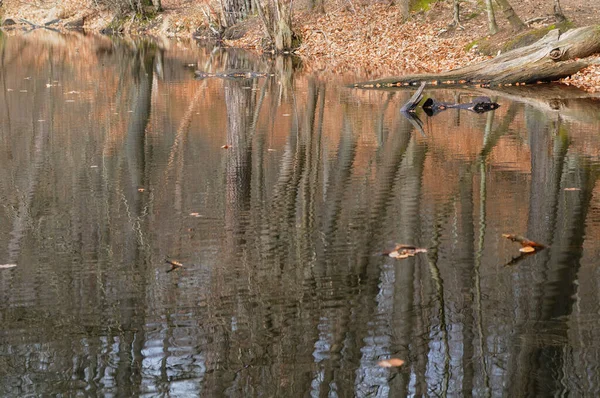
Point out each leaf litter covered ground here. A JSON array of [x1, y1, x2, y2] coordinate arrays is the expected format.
[[2, 0, 600, 91], [226, 0, 600, 91], [294, 2, 490, 77]]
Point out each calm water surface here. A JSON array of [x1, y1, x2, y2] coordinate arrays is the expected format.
[[2, 31, 600, 397]]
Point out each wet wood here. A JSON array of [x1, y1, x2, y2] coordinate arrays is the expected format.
[[422, 96, 500, 115], [354, 26, 600, 88], [400, 82, 426, 113]]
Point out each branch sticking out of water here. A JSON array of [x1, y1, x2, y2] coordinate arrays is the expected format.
[[400, 82, 426, 114]]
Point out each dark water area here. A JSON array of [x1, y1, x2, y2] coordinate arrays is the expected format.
[[2, 31, 600, 397]]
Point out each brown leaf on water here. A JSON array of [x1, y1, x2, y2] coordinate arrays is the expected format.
[[519, 246, 536, 253], [502, 234, 545, 249], [378, 358, 405, 367], [386, 244, 427, 259], [166, 259, 184, 273], [221, 144, 231, 149]]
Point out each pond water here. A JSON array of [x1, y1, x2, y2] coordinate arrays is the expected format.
[[2, 31, 600, 397]]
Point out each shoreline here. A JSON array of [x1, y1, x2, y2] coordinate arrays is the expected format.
[[1, 0, 599, 91]]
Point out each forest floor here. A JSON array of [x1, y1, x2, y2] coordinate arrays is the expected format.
[[1, 0, 600, 91]]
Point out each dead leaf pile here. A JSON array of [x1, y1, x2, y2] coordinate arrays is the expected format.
[[560, 64, 600, 93], [294, 2, 491, 77]]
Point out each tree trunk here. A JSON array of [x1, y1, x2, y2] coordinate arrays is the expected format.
[[222, 0, 252, 27], [494, 0, 526, 31], [134, 0, 161, 14], [353, 26, 600, 88], [554, 0, 567, 23], [452, 0, 460, 26], [254, 0, 296, 53], [310, 0, 325, 14], [275, 0, 293, 52], [399, 0, 410, 20], [485, 0, 498, 34]]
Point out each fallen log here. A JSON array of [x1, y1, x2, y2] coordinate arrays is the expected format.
[[354, 25, 600, 88]]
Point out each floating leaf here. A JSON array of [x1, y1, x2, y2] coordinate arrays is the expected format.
[[378, 358, 405, 367], [502, 234, 545, 249], [166, 259, 184, 273], [389, 251, 409, 259], [386, 244, 427, 259], [0, 264, 17, 269], [221, 145, 231, 149], [519, 246, 536, 253], [564, 188, 581, 191]]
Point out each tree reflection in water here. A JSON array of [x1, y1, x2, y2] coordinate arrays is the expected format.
[[1, 32, 600, 397]]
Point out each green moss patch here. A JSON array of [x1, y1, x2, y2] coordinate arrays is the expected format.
[[502, 21, 574, 52], [470, 21, 575, 56], [411, 0, 437, 13]]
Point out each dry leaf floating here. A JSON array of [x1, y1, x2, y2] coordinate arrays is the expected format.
[[385, 244, 427, 259], [502, 234, 545, 248], [378, 358, 405, 367], [519, 246, 536, 253], [503, 234, 546, 254], [166, 259, 184, 273]]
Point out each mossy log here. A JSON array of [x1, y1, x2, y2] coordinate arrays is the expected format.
[[354, 25, 600, 88]]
